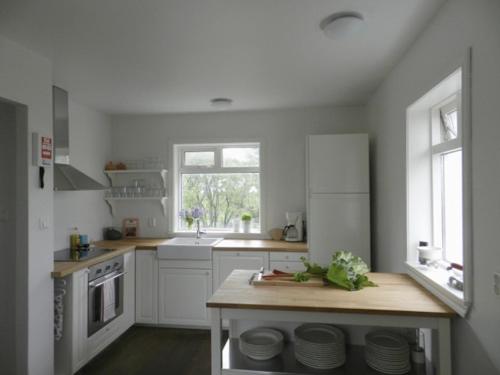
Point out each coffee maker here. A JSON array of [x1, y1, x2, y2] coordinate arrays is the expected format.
[[283, 212, 304, 242]]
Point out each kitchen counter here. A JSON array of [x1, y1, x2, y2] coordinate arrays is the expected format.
[[207, 269, 454, 317], [52, 243, 135, 278], [208, 270, 455, 375], [52, 238, 308, 278], [96, 238, 170, 250], [214, 239, 307, 252]]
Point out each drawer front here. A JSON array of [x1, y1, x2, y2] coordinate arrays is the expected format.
[[158, 259, 212, 269], [270, 261, 306, 273], [269, 252, 308, 262]]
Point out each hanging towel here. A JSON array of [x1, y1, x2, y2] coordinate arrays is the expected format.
[[101, 278, 116, 323]]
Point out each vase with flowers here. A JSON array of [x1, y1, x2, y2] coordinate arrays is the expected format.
[[179, 207, 204, 230]]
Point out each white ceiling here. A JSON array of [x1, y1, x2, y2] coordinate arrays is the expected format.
[[0, 0, 445, 114]]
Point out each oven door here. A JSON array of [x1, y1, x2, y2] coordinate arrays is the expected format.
[[87, 269, 125, 337]]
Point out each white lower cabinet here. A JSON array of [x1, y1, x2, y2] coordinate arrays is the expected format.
[[212, 251, 269, 291], [158, 267, 212, 326], [135, 250, 159, 324]]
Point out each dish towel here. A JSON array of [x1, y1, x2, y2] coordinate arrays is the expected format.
[[101, 278, 116, 323]]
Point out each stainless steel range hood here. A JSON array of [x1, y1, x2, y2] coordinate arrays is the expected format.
[[53, 86, 106, 191]]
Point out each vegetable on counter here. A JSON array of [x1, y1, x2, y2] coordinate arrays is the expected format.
[[293, 251, 377, 291]]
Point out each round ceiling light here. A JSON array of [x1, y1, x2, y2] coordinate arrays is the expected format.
[[210, 97, 233, 109], [320, 12, 364, 39]]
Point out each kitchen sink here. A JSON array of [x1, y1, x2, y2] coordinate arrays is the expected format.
[[157, 237, 223, 260]]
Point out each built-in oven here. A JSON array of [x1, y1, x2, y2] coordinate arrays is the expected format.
[[87, 255, 125, 337]]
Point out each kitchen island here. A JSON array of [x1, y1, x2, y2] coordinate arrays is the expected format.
[[207, 270, 455, 375]]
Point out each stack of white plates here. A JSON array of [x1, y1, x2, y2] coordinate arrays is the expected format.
[[365, 331, 411, 374], [294, 324, 346, 369], [239, 328, 284, 360]]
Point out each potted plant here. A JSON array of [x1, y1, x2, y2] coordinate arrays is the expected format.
[[241, 212, 252, 233]]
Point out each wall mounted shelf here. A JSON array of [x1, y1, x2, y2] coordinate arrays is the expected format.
[[104, 197, 168, 217], [104, 169, 168, 188]]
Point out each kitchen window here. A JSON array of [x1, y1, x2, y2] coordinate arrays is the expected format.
[[405, 52, 472, 317], [173, 142, 262, 234]]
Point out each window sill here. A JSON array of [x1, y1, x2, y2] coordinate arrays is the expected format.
[[171, 231, 267, 240], [405, 261, 470, 317]]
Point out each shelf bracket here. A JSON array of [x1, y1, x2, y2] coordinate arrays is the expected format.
[[160, 197, 168, 217]]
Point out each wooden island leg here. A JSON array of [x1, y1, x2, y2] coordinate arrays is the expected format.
[[438, 318, 452, 375], [211, 308, 222, 375]]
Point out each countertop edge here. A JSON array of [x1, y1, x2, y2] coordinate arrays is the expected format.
[[52, 245, 135, 278]]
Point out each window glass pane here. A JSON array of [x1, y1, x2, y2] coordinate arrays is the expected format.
[[184, 151, 215, 167], [222, 147, 259, 168], [440, 109, 458, 142], [180, 173, 260, 232], [442, 150, 463, 264]]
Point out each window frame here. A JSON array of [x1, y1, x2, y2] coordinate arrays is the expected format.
[[405, 48, 472, 317], [430, 95, 462, 263], [172, 141, 264, 236]]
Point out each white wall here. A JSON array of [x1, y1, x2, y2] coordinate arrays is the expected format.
[[0, 35, 54, 375], [367, 0, 500, 373], [111, 106, 366, 237], [54, 100, 112, 250]]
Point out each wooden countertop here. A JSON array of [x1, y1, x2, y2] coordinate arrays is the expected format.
[[207, 270, 455, 317], [95, 238, 169, 250], [214, 239, 308, 252], [52, 243, 135, 278], [52, 238, 307, 278]]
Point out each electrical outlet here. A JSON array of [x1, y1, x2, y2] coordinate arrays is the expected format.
[[494, 273, 500, 296]]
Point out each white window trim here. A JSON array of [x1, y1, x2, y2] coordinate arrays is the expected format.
[[169, 140, 266, 238], [405, 48, 472, 317]]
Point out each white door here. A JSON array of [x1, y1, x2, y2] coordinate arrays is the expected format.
[[135, 251, 158, 324], [158, 268, 212, 326], [309, 194, 371, 266], [212, 251, 269, 291], [308, 134, 369, 193]]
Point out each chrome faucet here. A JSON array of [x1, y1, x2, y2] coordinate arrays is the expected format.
[[195, 220, 205, 239]]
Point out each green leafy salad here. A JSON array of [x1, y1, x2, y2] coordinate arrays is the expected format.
[[293, 251, 376, 291]]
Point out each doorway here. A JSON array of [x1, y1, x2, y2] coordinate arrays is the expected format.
[[0, 97, 28, 374]]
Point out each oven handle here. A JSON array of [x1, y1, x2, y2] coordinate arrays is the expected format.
[[89, 271, 126, 288]]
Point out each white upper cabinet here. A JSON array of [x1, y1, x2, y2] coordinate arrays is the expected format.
[[308, 134, 369, 194]]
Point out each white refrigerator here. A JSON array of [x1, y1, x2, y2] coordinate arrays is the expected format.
[[307, 134, 371, 266]]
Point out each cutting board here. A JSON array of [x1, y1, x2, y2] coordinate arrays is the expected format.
[[252, 275, 326, 287]]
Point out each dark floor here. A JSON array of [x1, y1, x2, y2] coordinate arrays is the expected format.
[[77, 326, 227, 375]]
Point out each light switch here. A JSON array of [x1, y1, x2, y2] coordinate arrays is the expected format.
[[494, 273, 500, 296], [0, 208, 8, 222], [38, 217, 49, 230]]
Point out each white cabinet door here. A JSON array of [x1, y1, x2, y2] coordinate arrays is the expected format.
[[308, 134, 369, 193], [309, 194, 371, 266], [269, 261, 306, 273], [71, 268, 89, 373], [135, 250, 158, 324], [158, 268, 212, 326], [212, 251, 269, 291], [122, 251, 136, 329]]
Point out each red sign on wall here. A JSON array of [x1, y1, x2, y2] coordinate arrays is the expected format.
[[41, 136, 52, 161]]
